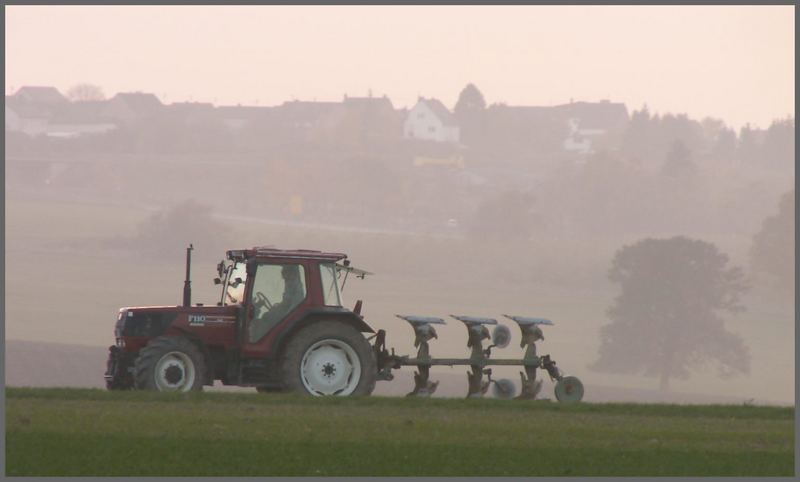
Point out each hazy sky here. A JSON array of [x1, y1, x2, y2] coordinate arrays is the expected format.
[[5, 5, 794, 129]]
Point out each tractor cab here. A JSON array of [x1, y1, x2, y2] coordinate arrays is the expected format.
[[215, 248, 353, 352], [211, 248, 373, 356]]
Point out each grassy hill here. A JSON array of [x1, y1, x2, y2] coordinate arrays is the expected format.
[[5, 387, 794, 476]]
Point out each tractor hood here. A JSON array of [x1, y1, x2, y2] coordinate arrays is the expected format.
[[115, 305, 239, 339]]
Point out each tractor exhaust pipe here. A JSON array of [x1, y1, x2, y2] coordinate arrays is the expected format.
[[183, 244, 194, 307]]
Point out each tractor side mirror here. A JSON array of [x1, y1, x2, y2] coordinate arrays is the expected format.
[[216, 260, 226, 279], [213, 277, 222, 285]]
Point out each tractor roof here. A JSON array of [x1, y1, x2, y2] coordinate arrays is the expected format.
[[227, 247, 347, 263]]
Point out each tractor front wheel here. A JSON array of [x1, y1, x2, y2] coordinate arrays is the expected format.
[[134, 336, 206, 392], [280, 321, 377, 396]]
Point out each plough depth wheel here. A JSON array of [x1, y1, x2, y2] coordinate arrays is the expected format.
[[554, 375, 584, 402]]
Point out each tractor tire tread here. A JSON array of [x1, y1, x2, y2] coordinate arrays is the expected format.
[[134, 335, 206, 391], [279, 321, 377, 396]]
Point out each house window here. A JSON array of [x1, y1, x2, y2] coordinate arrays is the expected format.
[[428, 125, 437, 133]]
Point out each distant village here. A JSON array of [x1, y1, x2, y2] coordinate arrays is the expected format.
[[6, 84, 790, 237], [5, 84, 629, 155]]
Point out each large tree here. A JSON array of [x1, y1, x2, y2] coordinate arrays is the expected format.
[[591, 237, 749, 392], [750, 189, 794, 293]]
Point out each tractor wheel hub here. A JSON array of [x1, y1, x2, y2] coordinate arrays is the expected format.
[[164, 364, 184, 384], [300, 339, 361, 396]]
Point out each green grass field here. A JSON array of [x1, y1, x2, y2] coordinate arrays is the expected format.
[[5, 388, 794, 476]]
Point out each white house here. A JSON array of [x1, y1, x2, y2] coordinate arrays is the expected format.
[[557, 100, 629, 154], [403, 98, 460, 143], [562, 117, 605, 154], [5, 105, 21, 132], [45, 100, 118, 138], [4, 101, 50, 137], [5, 87, 69, 137]]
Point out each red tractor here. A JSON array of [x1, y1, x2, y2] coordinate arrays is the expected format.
[[105, 245, 584, 401]]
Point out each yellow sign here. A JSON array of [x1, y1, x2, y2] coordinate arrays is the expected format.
[[289, 195, 303, 215], [413, 155, 464, 168]]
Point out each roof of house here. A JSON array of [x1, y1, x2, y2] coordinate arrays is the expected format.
[[166, 102, 216, 121], [343, 95, 394, 111], [552, 100, 629, 130], [276, 100, 345, 123], [169, 101, 214, 110], [216, 105, 277, 120], [417, 98, 458, 127], [487, 104, 559, 121], [13, 86, 68, 104], [110, 92, 164, 114]]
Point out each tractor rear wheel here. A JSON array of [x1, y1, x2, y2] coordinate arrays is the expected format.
[[280, 321, 376, 396], [134, 336, 206, 392]]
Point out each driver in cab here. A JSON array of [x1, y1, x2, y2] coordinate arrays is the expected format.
[[249, 265, 305, 341]]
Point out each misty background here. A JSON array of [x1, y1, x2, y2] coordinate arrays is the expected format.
[[4, 6, 794, 404]]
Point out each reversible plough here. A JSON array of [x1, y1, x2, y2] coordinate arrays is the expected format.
[[371, 314, 584, 401]]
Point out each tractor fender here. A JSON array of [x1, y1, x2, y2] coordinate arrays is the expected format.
[[272, 308, 374, 359]]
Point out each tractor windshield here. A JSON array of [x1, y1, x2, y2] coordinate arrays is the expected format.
[[321, 262, 342, 306], [224, 262, 247, 305]]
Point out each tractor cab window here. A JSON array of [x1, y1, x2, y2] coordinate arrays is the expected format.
[[320, 262, 342, 307], [224, 262, 248, 305], [248, 263, 307, 342]]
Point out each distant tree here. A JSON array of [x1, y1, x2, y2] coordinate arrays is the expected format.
[[657, 113, 707, 155], [700, 117, 725, 142], [711, 127, 738, 162], [701, 117, 737, 162], [621, 105, 652, 162], [737, 123, 761, 164], [761, 118, 795, 170], [660, 139, 696, 178], [750, 189, 794, 292], [66, 83, 106, 102], [591, 237, 749, 392], [454, 83, 487, 147], [623, 107, 708, 166], [454, 83, 486, 116], [131, 200, 232, 258]]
